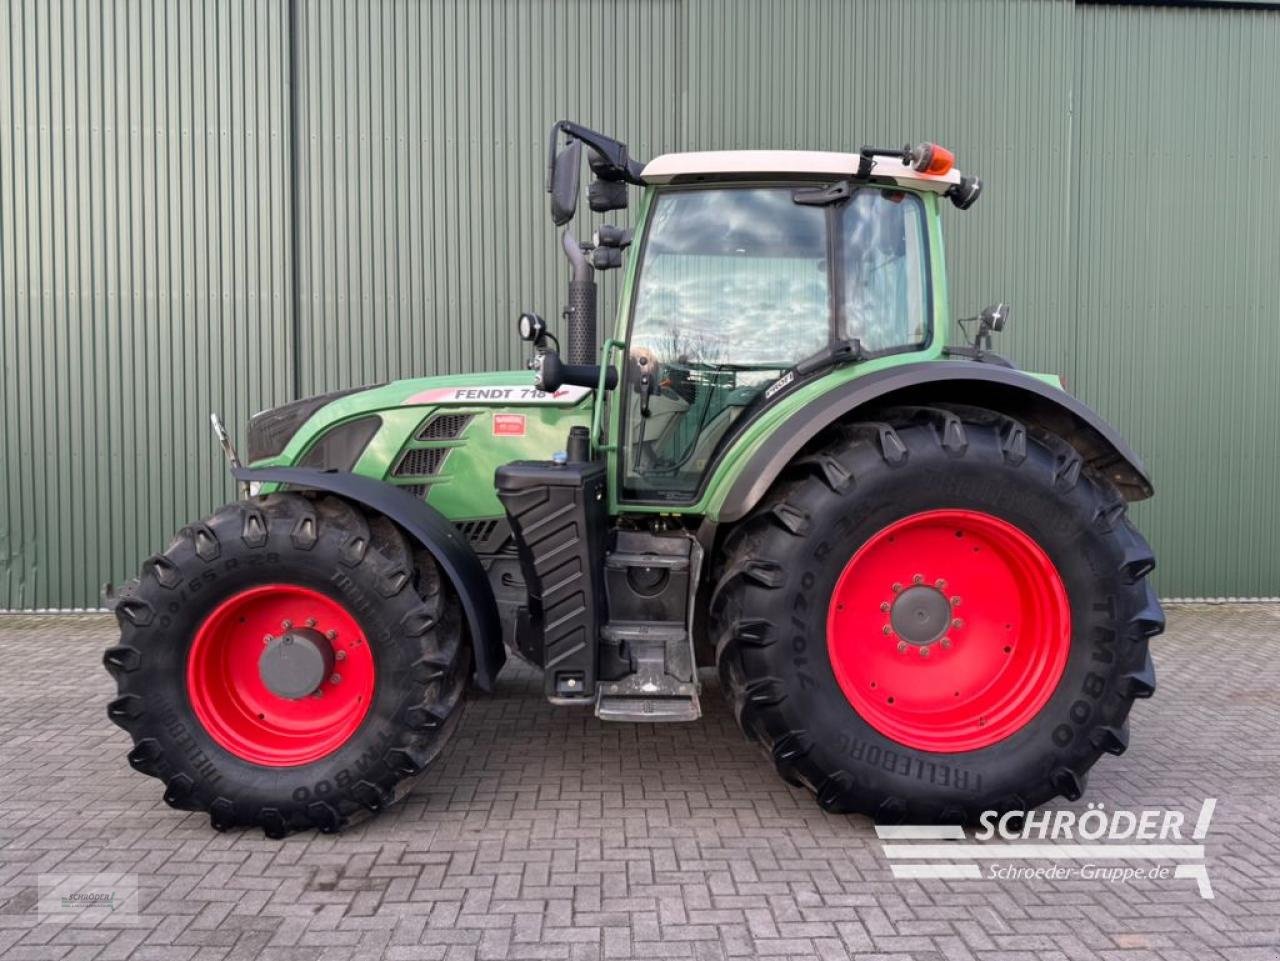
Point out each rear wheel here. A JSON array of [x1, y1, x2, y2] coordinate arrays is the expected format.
[[104, 493, 468, 836], [709, 406, 1163, 822]]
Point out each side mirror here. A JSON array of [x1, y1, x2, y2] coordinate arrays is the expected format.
[[549, 139, 582, 226]]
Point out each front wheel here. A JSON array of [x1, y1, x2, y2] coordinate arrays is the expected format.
[[104, 493, 469, 836], [710, 406, 1164, 822]]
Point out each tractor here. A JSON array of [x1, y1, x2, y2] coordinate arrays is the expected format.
[[104, 122, 1163, 836]]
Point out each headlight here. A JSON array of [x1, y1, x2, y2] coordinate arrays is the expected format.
[[297, 416, 382, 472]]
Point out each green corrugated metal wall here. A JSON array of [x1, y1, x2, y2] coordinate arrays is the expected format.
[[2, 0, 1278, 607]]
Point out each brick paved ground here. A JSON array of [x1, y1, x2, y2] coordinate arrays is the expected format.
[[0, 605, 1277, 960]]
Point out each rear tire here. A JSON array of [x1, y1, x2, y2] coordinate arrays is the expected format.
[[104, 493, 469, 836], [709, 406, 1163, 822]]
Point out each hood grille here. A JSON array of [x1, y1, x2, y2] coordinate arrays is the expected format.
[[416, 413, 472, 440], [393, 446, 452, 477]]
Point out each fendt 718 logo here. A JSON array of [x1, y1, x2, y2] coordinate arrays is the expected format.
[[403, 384, 592, 406], [878, 799, 1217, 898]]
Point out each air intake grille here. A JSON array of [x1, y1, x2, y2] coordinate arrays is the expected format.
[[416, 413, 472, 441], [393, 447, 451, 477], [455, 518, 513, 554]]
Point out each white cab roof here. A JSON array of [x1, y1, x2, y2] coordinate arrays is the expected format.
[[641, 149, 963, 193]]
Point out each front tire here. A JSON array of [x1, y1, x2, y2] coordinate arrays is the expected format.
[[104, 493, 469, 836], [709, 406, 1163, 822]]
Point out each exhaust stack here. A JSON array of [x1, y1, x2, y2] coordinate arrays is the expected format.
[[561, 230, 597, 365]]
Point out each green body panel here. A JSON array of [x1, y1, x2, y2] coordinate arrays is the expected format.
[[254, 371, 592, 522]]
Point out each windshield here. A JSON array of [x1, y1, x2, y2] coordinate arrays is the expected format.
[[621, 185, 930, 502]]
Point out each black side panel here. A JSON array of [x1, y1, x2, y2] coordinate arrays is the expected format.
[[231, 466, 505, 691], [719, 362, 1155, 522], [495, 460, 607, 702]]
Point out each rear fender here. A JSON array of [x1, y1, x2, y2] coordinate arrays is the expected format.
[[716, 363, 1153, 523], [232, 466, 505, 691]]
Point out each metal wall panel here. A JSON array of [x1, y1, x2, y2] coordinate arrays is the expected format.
[[683, 0, 1079, 377], [2, 0, 1277, 606], [291, 0, 684, 394], [1071, 2, 1280, 597], [0, 0, 293, 608]]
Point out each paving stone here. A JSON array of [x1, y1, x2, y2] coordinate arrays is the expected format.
[[0, 606, 1277, 959]]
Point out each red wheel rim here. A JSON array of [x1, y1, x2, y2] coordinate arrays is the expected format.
[[826, 509, 1071, 753], [187, 584, 375, 766]]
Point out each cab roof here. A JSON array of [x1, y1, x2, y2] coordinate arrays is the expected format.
[[640, 149, 964, 194]]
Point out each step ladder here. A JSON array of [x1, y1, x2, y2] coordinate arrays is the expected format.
[[594, 535, 702, 722]]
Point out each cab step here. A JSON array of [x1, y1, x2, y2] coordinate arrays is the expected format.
[[595, 687, 700, 723]]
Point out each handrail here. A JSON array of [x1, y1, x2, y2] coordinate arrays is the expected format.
[[591, 338, 626, 454]]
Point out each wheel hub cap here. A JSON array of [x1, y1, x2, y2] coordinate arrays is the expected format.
[[259, 628, 334, 700], [890, 585, 951, 646]]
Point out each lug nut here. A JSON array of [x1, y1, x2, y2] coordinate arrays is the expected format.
[[919, 646, 930, 657], [305, 617, 317, 628], [952, 618, 964, 629], [882, 625, 893, 635], [912, 574, 924, 585], [897, 640, 908, 654], [892, 582, 903, 593], [335, 650, 346, 661], [941, 637, 952, 649], [950, 596, 962, 607], [935, 578, 947, 589], [880, 602, 891, 613], [282, 619, 293, 629], [325, 629, 337, 641], [263, 634, 274, 645], [311, 690, 323, 699], [330, 674, 342, 685]]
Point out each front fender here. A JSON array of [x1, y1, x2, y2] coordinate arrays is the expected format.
[[232, 466, 505, 691], [716, 362, 1153, 523]]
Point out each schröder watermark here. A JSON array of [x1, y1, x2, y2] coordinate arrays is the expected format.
[[877, 799, 1216, 898], [37, 873, 140, 924]]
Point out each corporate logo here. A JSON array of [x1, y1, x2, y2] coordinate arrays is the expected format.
[[403, 385, 592, 406], [877, 799, 1217, 899]]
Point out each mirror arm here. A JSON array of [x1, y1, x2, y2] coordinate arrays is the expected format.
[[549, 120, 647, 185]]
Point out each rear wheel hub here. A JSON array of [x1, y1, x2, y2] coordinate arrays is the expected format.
[[890, 585, 951, 646], [827, 509, 1072, 753]]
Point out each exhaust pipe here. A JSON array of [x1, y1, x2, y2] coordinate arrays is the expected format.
[[562, 230, 597, 365]]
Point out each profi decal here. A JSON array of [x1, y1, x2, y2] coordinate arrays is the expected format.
[[402, 385, 592, 406]]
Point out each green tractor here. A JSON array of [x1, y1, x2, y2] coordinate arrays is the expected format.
[[104, 122, 1162, 836]]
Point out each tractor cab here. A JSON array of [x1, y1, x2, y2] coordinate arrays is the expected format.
[[528, 123, 984, 508]]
